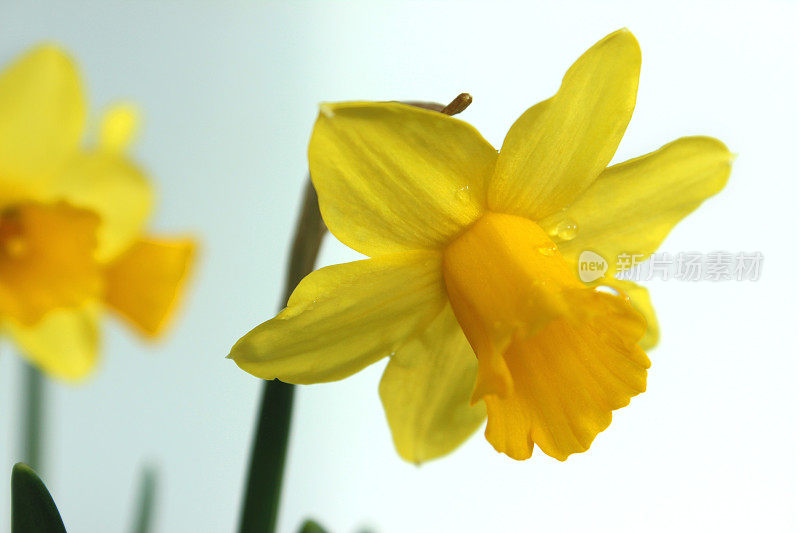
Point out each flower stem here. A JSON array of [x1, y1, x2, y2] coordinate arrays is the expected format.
[[131, 465, 157, 533], [238, 179, 326, 533], [22, 362, 45, 473]]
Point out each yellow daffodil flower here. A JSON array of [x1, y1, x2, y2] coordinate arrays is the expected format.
[[0, 44, 196, 381], [230, 29, 732, 462]]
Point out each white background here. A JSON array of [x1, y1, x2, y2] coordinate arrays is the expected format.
[[0, 1, 798, 532]]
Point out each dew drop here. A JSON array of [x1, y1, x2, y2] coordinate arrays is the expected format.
[[555, 219, 579, 241], [595, 285, 630, 302], [455, 185, 471, 202], [543, 209, 568, 237], [537, 245, 556, 256], [595, 284, 618, 296]]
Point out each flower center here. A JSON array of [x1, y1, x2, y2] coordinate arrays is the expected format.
[[441, 211, 582, 400], [442, 211, 649, 461], [0, 208, 29, 259], [0, 202, 102, 326]]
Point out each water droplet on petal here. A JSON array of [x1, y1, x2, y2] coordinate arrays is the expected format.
[[455, 185, 471, 202], [596, 285, 629, 302], [555, 218, 579, 241], [537, 246, 556, 256]]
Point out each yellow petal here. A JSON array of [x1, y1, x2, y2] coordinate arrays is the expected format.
[[607, 280, 659, 350], [51, 151, 154, 262], [231, 250, 447, 384], [309, 102, 497, 256], [489, 29, 641, 219], [99, 103, 139, 153], [0, 44, 85, 202], [5, 303, 99, 381], [484, 290, 649, 460], [379, 304, 486, 464], [544, 136, 733, 269], [104, 237, 196, 337], [0, 203, 101, 325]]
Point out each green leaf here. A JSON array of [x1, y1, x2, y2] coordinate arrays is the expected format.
[[11, 463, 67, 533], [298, 519, 328, 533]]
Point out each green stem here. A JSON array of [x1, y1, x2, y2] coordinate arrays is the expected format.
[[238, 180, 326, 533], [131, 465, 157, 533], [22, 362, 44, 472]]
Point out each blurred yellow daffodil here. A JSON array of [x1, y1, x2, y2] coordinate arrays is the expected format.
[[230, 30, 732, 462], [0, 44, 196, 381]]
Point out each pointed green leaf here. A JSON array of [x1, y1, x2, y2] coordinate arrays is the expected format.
[[11, 463, 67, 533], [298, 520, 328, 533]]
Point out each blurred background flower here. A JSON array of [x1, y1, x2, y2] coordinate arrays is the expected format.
[[0, 45, 195, 380]]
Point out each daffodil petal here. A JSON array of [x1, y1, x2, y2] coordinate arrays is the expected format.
[[489, 29, 641, 219], [0, 44, 85, 203], [379, 304, 486, 463], [5, 304, 99, 381], [99, 103, 139, 153], [104, 237, 196, 337], [547, 136, 732, 268], [608, 280, 659, 350], [231, 250, 447, 384], [484, 290, 649, 461], [51, 151, 154, 262], [309, 102, 497, 256]]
